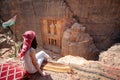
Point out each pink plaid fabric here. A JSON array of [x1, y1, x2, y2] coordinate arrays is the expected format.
[[0, 63, 26, 80], [19, 31, 35, 58]]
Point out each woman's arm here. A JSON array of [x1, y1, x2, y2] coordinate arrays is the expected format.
[[29, 49, 43, 75]]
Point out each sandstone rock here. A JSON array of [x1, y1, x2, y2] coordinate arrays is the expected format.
[[61, 22, 99, 60], [1, 0, 120, 51], [57, 55, 120, 80], [57, 55, 87, 65], [73, 61, 120, 80], [99, 43, 120, 68]]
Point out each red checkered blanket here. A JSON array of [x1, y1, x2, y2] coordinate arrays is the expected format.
[[0, 62, 27, 80]]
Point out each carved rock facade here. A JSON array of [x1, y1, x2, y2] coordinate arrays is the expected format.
[[40, 18, 65, 53]]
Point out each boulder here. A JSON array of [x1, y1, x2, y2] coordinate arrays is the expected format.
[[61, 22, 99, 60], [57, 55, 87, 65]]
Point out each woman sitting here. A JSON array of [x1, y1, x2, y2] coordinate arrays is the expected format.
[[19, 30, 51, 76]]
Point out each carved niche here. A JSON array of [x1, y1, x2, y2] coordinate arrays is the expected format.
[[41, 18, 65, 53]]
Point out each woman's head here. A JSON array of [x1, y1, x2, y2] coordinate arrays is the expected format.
[[23, 31, 35, 41], [20, 30, 36, 58], [22, 30, 36, 48]]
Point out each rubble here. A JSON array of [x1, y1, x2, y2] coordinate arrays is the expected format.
[[99, 43, 120, 68]]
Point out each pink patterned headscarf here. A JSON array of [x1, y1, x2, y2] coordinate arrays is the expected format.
[[19, 31, 35, 58]]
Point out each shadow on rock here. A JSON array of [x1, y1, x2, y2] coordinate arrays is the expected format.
[[0, 40, 13, 49], [22, 72, 53, 80]]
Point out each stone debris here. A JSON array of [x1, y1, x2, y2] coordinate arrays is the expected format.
[[99, 43, 120, 68]]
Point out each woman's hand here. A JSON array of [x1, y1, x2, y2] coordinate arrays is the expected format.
[[41, 71, 50, 76]]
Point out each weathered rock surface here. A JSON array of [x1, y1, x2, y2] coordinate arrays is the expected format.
[[57, 55, 87, 65], [57, 55, 120, 80], [99, 43, 120, 68], [62, 22, 99, 60], [1, 0, 120, 51], [73, 61, 120, 80]]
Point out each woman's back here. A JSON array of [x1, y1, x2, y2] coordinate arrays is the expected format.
[[22, 47, 37, 73]]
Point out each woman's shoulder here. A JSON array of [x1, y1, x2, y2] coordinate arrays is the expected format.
[[28, 47, 36, 55], [29, 47, 35, 52]]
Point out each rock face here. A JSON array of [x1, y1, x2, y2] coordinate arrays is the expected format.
[[0, 0, 120, 51], [57, 55, 120, 80], [62, 22, 99, 60], [99, 43, 120, 68], [40, 19, 66, 53]]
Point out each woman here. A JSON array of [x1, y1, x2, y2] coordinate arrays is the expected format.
[[19, 30, 51, 76]]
